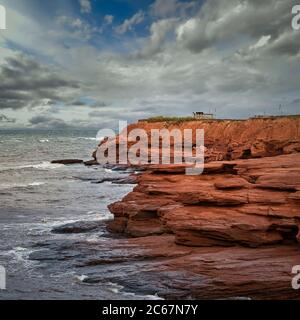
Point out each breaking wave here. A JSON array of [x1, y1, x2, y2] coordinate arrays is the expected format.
[[0, 161, 64, 172], [0, 182, 46, 191]]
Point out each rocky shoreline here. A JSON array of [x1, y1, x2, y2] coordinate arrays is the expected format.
[[52, 117, 300, 299], [96, 117, 300, 299]]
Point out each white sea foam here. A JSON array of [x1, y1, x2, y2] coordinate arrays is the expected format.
[[105, 282, 164, 300], [29, 182, 46, 186], [21, 161, 64, 170], [0, 181, 46, 190], [0, 161, 64, 172], [78, 137, 99, 141], [5, 247, 39, 268], [105, 282, 124, 294], [38, 139, 49, 143], [123, 292, 164, 300], [77, 136, 104, 142], [75, 275, 89, 282]]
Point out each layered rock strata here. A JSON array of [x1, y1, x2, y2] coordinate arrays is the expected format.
[[96, 117, 300, 299]]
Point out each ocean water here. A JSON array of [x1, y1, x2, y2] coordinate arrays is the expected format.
[[0, 129, 156, 300]]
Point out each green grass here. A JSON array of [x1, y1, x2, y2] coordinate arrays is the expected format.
[[140, 116, 194, 123], [139, 114, 300, 124], [250, 114, 300, 120], [139, 116, 222, 124]]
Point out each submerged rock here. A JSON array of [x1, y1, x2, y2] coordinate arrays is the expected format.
[[29, 235, 300, 300], [92, 175, 138, 185], [84, 159, 99, 166], [51, 159, 83, 165], [52, 220, 104, 234]]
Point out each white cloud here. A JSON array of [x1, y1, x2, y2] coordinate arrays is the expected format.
[[176, 18, 197, 41], [57, 15, 101, 40], [115, 10, 145, 34], [104, 15, 114, 25], [79, 0, 91, 14], [1, 0, 300, 128], [139, 18, 178, 57], [175, 0, 295, 53], [250, 35, 271, 50]]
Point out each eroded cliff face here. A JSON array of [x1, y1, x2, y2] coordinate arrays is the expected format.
[[108, 154, 300, 248], [97, 117, 300, 299], [125, 117, 300, 161]]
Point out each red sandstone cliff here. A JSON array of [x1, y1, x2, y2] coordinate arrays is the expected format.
[[127, 117, 300, 161], [95, 117, 300, 299], [108, 154, 300, 247]]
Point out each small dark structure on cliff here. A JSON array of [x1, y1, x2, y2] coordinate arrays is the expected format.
[[193, 112, 214, 120], [251, 115, 272, 119]]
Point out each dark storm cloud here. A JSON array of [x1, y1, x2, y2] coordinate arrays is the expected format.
[[265, 31, 300, 56], [292, 98, 300, 105], [0, 99, 27, 110], [89, 110, 127, 119], [29, 115, 70, 129], [92, 102, 109, 108], [0, 54, 80, 110], [0, 114, 16, 123], [71, 100, 86, 106]]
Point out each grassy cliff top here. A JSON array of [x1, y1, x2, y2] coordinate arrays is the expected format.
[[139, 115, 300, 124]]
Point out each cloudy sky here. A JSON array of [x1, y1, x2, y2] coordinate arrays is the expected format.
[[0, 0, 299, 129]]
